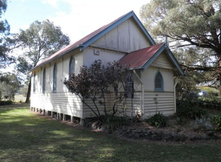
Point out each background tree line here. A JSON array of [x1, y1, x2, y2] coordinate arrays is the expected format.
[[0, 0, 70, 102], [140, 0, 221, 95]]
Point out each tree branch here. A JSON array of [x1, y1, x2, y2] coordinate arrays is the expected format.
[[181, 64, 221, 71], [90, 96, 101, 117]]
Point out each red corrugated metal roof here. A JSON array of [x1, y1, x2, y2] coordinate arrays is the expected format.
[[119, 43, 164, 69]]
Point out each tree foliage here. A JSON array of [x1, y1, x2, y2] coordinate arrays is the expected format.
[[16, 20, 70, 103], [17, 20, 70, 71], [64, 60, 128, 121], [140, 0, 221, 93], [0, 0, 15, 68], [0, 72, 20, 100]]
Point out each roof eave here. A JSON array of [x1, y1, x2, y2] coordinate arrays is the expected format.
[[129, 67, 144, 70], [30, 45, 83, 72], [140, 44, 166, 71]]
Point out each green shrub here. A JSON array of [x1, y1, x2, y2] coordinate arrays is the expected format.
[[176, 102, 207, 119], [212, 115, 221, 131], [198, 86, 219, 96], [106, 115, 130, 133], [197, 98, 221, 110], [145, 112, 168, 128], [0, 100, 13, 105]]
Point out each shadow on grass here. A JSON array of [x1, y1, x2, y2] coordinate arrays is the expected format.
[[1, 104, 221, 162]]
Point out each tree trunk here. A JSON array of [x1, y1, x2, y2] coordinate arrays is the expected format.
[[25, 80, 31, 103], [219, 73, 221, 95], [219, 74, 221, 95], [219, 59, 221, 95]]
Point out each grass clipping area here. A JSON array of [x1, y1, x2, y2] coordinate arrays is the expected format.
[[1, 104, 221, 162]]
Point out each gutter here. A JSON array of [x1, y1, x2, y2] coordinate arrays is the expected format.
[[133, 70, 145, 119]]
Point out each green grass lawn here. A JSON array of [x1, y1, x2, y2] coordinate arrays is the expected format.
[[1, 104, 221, 162]]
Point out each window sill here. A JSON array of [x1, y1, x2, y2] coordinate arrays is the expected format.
[[154, 89, 164, 92]]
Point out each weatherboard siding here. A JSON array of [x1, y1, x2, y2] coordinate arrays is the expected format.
[[31, 92, 82, 118], [93, 18, 151, 53], [123, 92, 142, 117], [123, 91, 174, 117], [31, 50, 84, 118], [151, 51, 174, 69], [82, 93, 124, 118], [81, 92, 142, 119], [115, 90, 174, 118], [144, 92, 174, 116]]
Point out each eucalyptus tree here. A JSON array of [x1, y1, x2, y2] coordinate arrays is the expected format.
[[17, 20, 70, 102], [0, 0, 15, 68], [140, 0, 221, 93]]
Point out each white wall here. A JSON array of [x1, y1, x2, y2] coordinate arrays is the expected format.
[[141, 66, 174, 92], [31, 50, 84, 118], [83, 48, 125, 67]]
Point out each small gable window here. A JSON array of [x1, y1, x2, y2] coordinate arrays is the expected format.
[[42, 68, 46, 93], [154, 71, 164, 91], [69, 56, 75, 77], [53, 63, 57, 92], [33, 73, 36, 92]]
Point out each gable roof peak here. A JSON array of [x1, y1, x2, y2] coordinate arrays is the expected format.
[[119, 43, 184, 76], [31, 10, 155, 71]]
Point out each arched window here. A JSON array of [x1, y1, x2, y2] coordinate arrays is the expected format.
[[42, 68, 46, 93], [69, 56, 75, 77], [33, 73, 36, 92], [53, 64, 57, 92], [154, 71, 164, 91]]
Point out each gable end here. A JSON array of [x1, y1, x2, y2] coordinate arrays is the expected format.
[[80, 11, 155, 51]]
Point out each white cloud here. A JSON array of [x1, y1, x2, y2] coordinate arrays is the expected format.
[[42, 0, 60, 8], [47, 0, 149, 43]]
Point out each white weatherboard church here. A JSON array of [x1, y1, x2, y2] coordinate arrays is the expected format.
[[30, 11, 184, 123]]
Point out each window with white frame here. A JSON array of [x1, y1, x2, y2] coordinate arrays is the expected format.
[[154, 71, 164, 91]]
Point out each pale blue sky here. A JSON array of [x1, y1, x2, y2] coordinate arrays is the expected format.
[[6, 0, 71, 33], [2, 0, 150, 73], [5, 0, 150, 43]]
